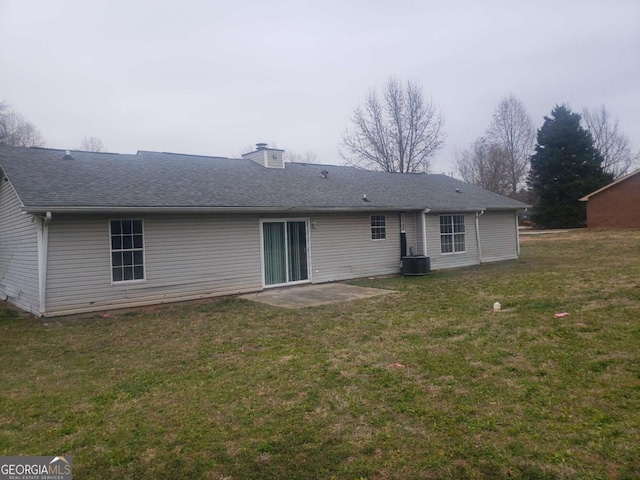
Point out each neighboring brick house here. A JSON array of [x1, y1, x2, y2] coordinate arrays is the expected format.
[[580, 169, 640, 229]]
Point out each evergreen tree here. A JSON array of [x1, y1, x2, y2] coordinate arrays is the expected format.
[[528, 105, 613, 228]]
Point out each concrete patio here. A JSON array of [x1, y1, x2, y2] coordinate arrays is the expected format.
[[239, 282, 396, 308]]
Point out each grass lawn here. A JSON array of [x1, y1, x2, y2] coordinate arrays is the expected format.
[[1, 229, 639, 479]]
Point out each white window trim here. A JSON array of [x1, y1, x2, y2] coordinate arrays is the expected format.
[[370, 214, 387, 241], [109, 218, 146, 285], [439, 214, 466, 255]]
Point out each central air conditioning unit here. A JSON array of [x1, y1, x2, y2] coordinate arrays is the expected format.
[[401, 256, 431, 276]]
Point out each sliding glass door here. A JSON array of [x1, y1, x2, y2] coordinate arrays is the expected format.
[[262, 220, 309, 286], [263, 222, 287, 286]]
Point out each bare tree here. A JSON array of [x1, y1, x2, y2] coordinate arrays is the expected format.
[[80, 136, 107, 152], [340, 78, 445, 173], [0, 102, 46, 147], [455, 137, 511, 195], [485, 95, 535, 196], [236, 144, 258, 157], [285, 150, 318, 164], [582, 105, 636, 178]]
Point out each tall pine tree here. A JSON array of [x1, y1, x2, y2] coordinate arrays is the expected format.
[[528, 105, 613, 228]]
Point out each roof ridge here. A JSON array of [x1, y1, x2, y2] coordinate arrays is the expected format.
[[28, 146, 120, 155], [29, 146, 66, 152], [290, 162, 352, 168], [137, 150, 229, 160]]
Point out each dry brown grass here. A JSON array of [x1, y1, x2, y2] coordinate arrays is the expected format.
[[1, 229, 639, 479]]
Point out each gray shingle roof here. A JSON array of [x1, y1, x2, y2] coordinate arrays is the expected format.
[[0, 145, 528, 213]]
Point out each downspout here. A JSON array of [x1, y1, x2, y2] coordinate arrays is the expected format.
[[36, 211, 51, 317], [421, 208, 430, 256], [516, 209, 525, 256], [400, 213, 407, 261], [475, 210, 485, 264], [414, 213, 419, 255]]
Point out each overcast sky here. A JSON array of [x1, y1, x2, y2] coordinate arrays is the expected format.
[[1, 0, 638, 172]]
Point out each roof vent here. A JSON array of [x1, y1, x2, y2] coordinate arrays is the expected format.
[[321, 170, 329, 179], [63, 150, 74, 160], [456, 187, 461, 193], [255, 143, 268, 151], [362, 194, 371, 202]]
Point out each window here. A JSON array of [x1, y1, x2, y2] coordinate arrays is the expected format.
[[440, 214, 465, 253], [110, 219, 144, 282], [370, 215, 386, 240]]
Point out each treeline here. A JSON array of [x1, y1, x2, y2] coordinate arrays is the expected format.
[[0, 101, 106, 152]]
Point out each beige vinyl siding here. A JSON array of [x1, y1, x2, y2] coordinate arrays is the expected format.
[[45, 211, 405, 316], [243, 150, 284, 169], [479, 211, 519, 262], [266, 151, 284, 169], [308, 212, 401, 283], [0, 180, 40, 313], [425, 213, 479, 270], [402, 211, 424, 256], [242, 150, 266, 166], [45, 214, 262, 316], [40, 209, 519, 317]]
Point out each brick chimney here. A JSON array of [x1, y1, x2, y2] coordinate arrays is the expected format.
[[242, 143, 285, 169]]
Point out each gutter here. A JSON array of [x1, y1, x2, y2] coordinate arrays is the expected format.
[[516, 210, 523, 256], [421, 208, 430, 256], [426, 206, 523, 213], [22, 205, 430, 215], [400, 213, 407, 259], [36, 211, 52, 317], [475, 210, 485, 264]]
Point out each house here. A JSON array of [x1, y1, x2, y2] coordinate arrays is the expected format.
[[0, 143, 528, 317], [580, 169, 640, 229]]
